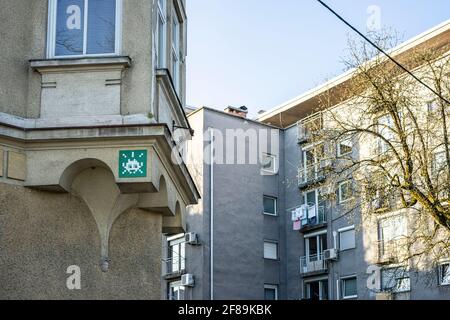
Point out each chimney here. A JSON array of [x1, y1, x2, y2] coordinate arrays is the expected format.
[[224, 105, 248, 118]]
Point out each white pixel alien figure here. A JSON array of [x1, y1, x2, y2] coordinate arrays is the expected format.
[[121, 151, 145, 175]]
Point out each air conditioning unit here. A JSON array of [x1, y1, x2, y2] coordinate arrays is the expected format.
[[185, 232, 199, 245], [181, 274, 195, 287], [323, 248, 338, 261]]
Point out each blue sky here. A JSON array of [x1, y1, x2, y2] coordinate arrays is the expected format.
[[185, 0, 450, 117]]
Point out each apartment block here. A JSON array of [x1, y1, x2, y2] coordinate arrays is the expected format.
[[170, 21, 450, 301]]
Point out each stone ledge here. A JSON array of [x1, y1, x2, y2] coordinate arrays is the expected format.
[[30, 56, 132, 74]]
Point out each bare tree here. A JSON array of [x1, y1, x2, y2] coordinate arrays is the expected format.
[[305, 30, 450, 268]]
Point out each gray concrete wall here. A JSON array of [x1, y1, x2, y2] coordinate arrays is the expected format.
[[0, 183, 163, 300], [185, 108, 285, 300]]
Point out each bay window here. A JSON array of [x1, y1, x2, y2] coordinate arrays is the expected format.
[[48, 0, 122, 58], [156, 0, 167, 67], [171, 9, 181, 93]]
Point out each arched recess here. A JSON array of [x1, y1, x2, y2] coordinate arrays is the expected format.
[[61, 158, 139, 271], [59, 158, 112, 192], [137, 174, 174, 216], [162, 201, 185, 235]]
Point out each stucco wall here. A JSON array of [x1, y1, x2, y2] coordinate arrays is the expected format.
[[0, 183, 163, 300]]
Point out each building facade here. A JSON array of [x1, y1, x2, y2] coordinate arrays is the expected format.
[[172, 21, 450, 301], [0, 0, 199, 299]]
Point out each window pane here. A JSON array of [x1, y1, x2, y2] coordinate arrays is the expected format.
[[56, 0, 85, 56], [441, 264, 450, 285], [339, 138, 352, 156], [380, 215, 407, 241], [382, 267, 410, 292], [340, 181, 352, 203], [343, 277, 357, 297], [264, 287, 277, 300], [339, 229, 356, 251], [263, 197, 276, 215], [87, 0, 116, 54], [264, 242, 278, 260]]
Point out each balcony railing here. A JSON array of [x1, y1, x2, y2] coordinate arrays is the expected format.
[[376, 237, 409, 264], [300, 253, 327, 275], [299, 205, 327, 231], [297, 112, 323, 144], [298, 163, 326, 188], [162, 255, 186, 277]]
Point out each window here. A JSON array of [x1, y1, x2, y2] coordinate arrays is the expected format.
[[171, 9, 181, 93], [432, 151, 447, 176], [261, 153, 277, 174], [305, 279, 328, 300], [338, 180, 353, 204], [264, 241, 278, 260], [305, 232, 327, 259], [439, 262, 450, 286], [264, 284, 278, 300], [263, 196, 277, 216], [48, 0, 121, 58], [337, 137, 353, 157], [168, 280, 185, 300], [341, 276, 357, 299], [168, 234, 186, 274], [377, 114, 395, 154], [339, 226, 356, 251], [156, 0, 167, 67], [300, 189, 327, 225], [300, 144, 324, 183], [379, 214, 407, 243], [381, 267, 410, 293]]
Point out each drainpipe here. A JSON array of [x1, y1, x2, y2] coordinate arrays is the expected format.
[[210, 128, 214, 300]]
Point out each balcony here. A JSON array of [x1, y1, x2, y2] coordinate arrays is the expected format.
[[298, 163, 327, 189], [376, 237, 409, 265], [162, 255, 186, 279], [300, 253, 328, 276], [297, 113, 323, 144], [299, 205, 327, 233]]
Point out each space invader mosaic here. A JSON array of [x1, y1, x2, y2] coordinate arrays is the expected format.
[[119, 150, 147, 178]]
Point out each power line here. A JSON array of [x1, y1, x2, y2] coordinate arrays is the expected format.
[[315, 0, 450, 105]]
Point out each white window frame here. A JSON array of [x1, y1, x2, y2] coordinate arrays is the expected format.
[[338, 180, 353, 204], [168, 280, 185, 300], [47, 0, 122, 59], [155, 0, 167, 68], [264, 284, 278, 300], [171, 8, 181, 93], [168, 233, 186, 274], [338, 225, 356, 251], [381, 266, 411, 293], [438, 261, 450, 286], [304, 277, 328, 300], [261, 153, 277, 174], [337, 136, 353, 157], [264, 241, 278, 260], [340, 275, 357, 299], [263, 196, 277, 216], [304, 231, 327, 260]]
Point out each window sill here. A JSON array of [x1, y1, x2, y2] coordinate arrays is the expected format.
[[263, 212, 278, 217], [30, 56, 132, 74]]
